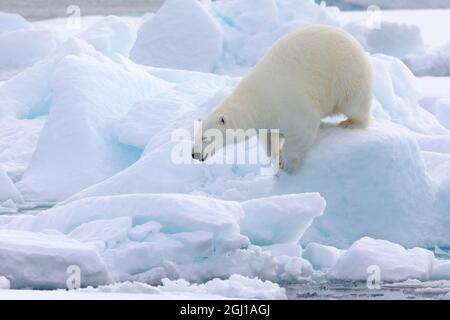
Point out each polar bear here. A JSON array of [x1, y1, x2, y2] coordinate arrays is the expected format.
[[193, 25, 373, 173]]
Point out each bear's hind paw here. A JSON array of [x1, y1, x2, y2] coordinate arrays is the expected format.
[[338, 119, 353, 128]]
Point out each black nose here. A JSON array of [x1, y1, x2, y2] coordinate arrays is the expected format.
[[192, 152, 204, 161]]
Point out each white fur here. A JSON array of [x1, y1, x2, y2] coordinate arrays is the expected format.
[[195, 25, 373, 173]]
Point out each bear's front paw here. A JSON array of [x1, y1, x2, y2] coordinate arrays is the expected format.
[[280, 157, 297, 174]]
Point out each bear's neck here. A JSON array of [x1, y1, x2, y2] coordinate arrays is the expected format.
[[226, 85, 271, 131]]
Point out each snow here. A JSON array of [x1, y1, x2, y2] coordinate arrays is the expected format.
[[328, 237, 435, 282], [212, 0, 279, 35], [0, 117, 45, 181], [261, 244, 314, 282], [0, 289, 226, 300], [371, 54, 446, 134], [0, 12, 30, 33], [346, 21, 424, 57], [78, 15, 137, 58], [432, 260, 450, 280], [419, 98, 450, 129], [0, 28, 60, 77], [240, 193, 326, 245], [130, 0, 223, 72], [0, 229, 110, 289], [403, 46, 450, 77], [274, 121, 446, 248], [130, 0, 338, 75], [68, 217, 132, 247], [128, 221, 162, 242], [0, 11, 61, 78], [15, 48, 172, 201], [3, 194, 246, 245], [0, 274, 285, 300], [0, 0, 450, 298], [1, 192, 324, 285], [341, 9, 450, 76], [328, 0, 450, 10], [211, 0, 338, 75]]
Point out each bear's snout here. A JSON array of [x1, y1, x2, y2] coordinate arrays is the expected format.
[[192, 146, 205, 162]]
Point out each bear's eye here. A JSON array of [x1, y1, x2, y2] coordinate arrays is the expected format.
[[219, 115, 226, 125]]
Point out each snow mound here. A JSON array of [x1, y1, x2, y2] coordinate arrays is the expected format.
[[89, 281, 160, 295], [211, 0, 338, 74], [212, 0, 279, 34], [130, 0, 338, 74], [2, 194, 249, 282], [130, 0, 223, 72], [64, 120, 448, 248], [328, 0, 450, 10], [16, 52, 172, 202], [403, 47, 450, 77], [64, 71, 236, 201], [84, 274, 286, 299], [371, 54, 446, 134], [262, 243, 314, 282], [159, 274, 286, 299], [240, 193, 326, 245], [346, 21, 424, 58], [0, 229, 110, 289], [0, 167, 23, 203], [1, 192, 324, 285], [0, 28, 59, 77], [3, 194, 247, 250], [424, 98, 450, 129], [0, 1, 450, 292], [68, 216, 133, 247], [269, 121, 446, 248], [78, 16, 137, 58], [328, 237, 435, 282], [421, 151, 450, 226]]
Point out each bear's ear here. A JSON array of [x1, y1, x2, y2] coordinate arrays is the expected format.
[[218, 114, 227, 126]]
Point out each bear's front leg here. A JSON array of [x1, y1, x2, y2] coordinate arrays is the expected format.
[[260, 131, 284, 173], [279, 124, 319, 174], [279, 135, 304, 174]]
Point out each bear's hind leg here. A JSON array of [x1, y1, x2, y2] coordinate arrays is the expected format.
[[339, 93, 372, 129], [339, 115, 370, 129]]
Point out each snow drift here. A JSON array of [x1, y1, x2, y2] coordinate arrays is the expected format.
[[1, 193, 324, 286]]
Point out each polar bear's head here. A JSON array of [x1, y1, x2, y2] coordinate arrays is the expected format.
[[192, 106, 236, 162]]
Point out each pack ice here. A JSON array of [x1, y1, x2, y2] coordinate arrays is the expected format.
[[0, 0, 450, 295]]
